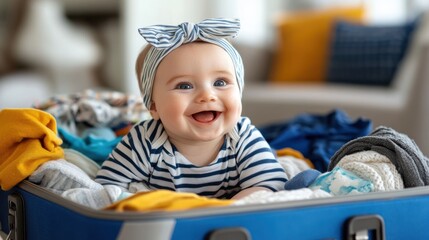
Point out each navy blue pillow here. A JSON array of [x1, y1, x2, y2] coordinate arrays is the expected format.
[[327, 19, 418, 86]]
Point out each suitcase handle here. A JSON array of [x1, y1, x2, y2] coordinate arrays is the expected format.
[[7, 193, 25, 240], [206, 227, 251, 240], [346, 215, 385, 240]]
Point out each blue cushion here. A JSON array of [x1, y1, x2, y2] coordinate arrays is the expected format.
[[327, 19, 418, 86]]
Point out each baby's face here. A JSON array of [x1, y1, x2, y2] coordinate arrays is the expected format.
[[150, 42, 242, 144]]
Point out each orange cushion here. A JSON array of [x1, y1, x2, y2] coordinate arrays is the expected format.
[[270, 6, 365, 84]]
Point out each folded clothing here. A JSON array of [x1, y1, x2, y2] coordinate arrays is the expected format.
[[61, 185, 124, 209], [0, 108, 64, 190], [309, 166, 374, 196], [233, 188, 331, 205], [28, 159, 103, 194], [329, 126, 429, 188], [259, 109, 372, 172], [105, 190, 234, 212], [29, 159, 125, 209], [58, 127, 121, 165], [64, 148, 101, 179], [276, 147, 314, 180], [277, 156, 313, 180], [276, 147, 315, 168], [335, 150, 404, 191], [284, 169, 321, 190]]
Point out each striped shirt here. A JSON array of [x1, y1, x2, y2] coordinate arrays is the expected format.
[[95, 117, 288, 199]]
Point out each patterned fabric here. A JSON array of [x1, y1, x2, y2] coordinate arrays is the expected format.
[[95, 117, 288, 199], [138, 18, 244, 109], [36, 89, 150, 135], [327, 19, 417, 86], [309, 166, 374, 196]]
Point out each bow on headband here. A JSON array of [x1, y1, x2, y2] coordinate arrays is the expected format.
[[137, 18, 244, 110], [139, 18, 240, 49]]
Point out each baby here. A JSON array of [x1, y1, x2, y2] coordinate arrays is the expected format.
[[95, 18, 288, 199]]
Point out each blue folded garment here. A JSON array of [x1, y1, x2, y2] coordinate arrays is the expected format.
[[258, 109, 372, 172], [284, 169, 322, 190]]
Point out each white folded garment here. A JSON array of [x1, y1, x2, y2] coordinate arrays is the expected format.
[[233, 188, 331, 206], [29, 159, 128, 209]]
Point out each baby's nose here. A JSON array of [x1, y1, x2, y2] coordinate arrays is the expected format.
[[196, 88, 216, 102]]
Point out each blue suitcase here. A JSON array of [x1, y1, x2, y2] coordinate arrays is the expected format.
[[2, 180, 429, 240]]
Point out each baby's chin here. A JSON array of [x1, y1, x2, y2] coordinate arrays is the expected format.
[[186, 127, 234, 143]]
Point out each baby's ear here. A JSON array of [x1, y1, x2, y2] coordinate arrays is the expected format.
[[149, 102, 160, 120]]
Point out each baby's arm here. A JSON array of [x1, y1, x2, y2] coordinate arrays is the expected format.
[[234, 117, 288, 196]]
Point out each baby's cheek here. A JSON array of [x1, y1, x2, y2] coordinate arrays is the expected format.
[[229, 98, 242, 120], [231, 93, 242, 111]]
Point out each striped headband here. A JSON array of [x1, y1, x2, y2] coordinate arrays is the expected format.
[[138, 18, 244, 109]]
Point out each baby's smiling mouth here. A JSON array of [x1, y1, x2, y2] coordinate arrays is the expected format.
[[192, 111, 220, 123]]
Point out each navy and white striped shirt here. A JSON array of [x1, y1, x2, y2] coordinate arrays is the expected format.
[[95, 117, 288, 199]]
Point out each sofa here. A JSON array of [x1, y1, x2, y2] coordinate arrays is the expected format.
[[240, 7, 429, 155]]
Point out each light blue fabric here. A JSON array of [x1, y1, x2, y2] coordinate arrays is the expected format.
[[81, 127, 117, 141], [58, 127, 121, 165], [138, 18, 244, 109], [309, 166, 374, 196]]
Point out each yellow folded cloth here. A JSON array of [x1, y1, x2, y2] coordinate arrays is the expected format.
[[105, 190, 234, 212], [0, 108, 64, 190]]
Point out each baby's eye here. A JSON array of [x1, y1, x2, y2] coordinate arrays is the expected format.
[[214, 79, 227, 87], [175, 82, 193, 90]]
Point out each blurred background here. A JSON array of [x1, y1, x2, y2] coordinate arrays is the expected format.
[[1, 0, 429, 153]]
